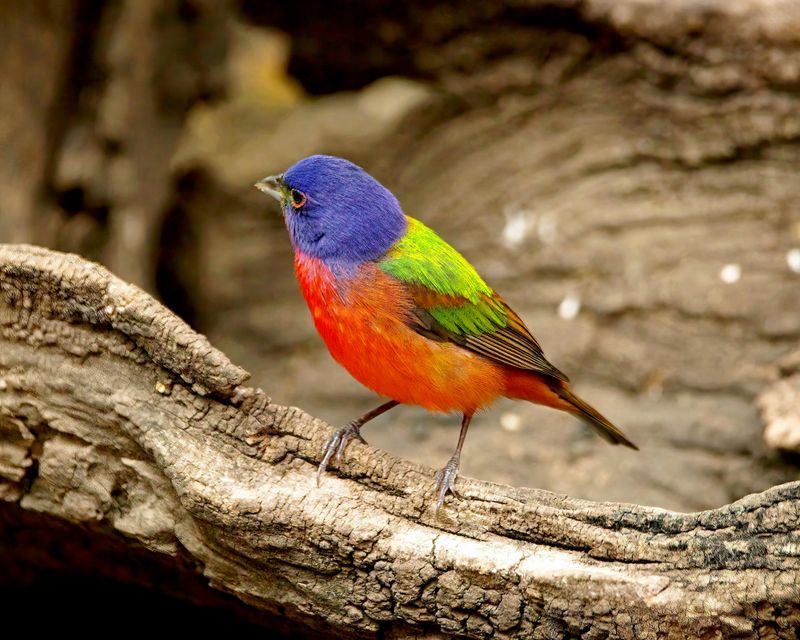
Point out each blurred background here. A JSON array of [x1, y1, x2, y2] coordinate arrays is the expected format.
[[2, 0, 800, 521]]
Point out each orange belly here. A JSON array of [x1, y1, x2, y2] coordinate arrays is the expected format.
[[295, 255, 506, 413]]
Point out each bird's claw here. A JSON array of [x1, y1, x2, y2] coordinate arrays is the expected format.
[[433, 454, 461, 511], [316, 422, 367, 485]]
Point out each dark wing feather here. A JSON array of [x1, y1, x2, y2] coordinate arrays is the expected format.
[[409, 291, 569, 383]]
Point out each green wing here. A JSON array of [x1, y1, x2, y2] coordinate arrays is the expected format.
[[379, 217, 568, 382]]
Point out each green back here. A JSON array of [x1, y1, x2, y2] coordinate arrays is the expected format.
[[379, 217, 508, 336]]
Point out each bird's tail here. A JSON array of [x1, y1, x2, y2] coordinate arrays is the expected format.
[[504, 369, 637, 449], [552, 383, 638, 450]]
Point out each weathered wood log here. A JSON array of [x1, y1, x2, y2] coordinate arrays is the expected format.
[[2, 244, 799, 639]]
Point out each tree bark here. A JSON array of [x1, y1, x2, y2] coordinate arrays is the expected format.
[[2, 243, 799, 639], [0, 0, 229, 290], [760, 366, 800, 453]]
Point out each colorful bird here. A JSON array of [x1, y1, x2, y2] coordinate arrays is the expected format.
[[256, 155, 637, 509]]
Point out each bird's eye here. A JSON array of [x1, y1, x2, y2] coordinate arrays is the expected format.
[[290, 189, 306, 209]]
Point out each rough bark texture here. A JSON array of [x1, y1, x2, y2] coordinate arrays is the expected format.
[[2, 245, 800, 639]]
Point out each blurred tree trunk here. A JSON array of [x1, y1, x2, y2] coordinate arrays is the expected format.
[[0, 0, 229, 291], [0, 1, 75, 244]]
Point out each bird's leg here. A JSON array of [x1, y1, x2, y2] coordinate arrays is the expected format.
[[317, 400, 400, 484], [433, 413, 473, 511]]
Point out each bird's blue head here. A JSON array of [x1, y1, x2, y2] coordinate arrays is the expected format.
[[255, 155, 407, 264]]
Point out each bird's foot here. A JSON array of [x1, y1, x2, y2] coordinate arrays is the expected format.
[[316, 421, 367, 485], [433, 454, 461, 511]]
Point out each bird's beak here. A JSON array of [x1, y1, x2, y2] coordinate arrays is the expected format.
[[254, 174, 285, 202]]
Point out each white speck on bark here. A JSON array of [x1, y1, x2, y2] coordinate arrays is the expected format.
[[719, 264, 741, 284], [502, 210, 534, 247], [558, 293, 581, 320], [787, 249, 800, 274], [500, 412, 522, 432]]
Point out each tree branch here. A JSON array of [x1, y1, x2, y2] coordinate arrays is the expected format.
[[1, 243, 798, 638]]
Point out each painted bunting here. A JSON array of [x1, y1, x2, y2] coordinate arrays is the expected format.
[[256, 155, 636, 508]]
